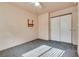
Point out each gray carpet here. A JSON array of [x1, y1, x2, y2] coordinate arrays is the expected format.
[[0, 39, 78, 57]]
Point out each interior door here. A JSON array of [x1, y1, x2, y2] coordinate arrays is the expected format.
[[50, 17, 60, 41], [60, 14, 71, 43]]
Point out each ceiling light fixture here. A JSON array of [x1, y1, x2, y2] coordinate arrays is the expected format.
[[31, 2, 42, 8], [35, 2, 40, 6]]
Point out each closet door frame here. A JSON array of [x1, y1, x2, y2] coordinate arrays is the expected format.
[[49, 13, 73, 44]]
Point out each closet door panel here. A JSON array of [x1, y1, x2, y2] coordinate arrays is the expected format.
[[50, 17, 60, 41], [60, 15, 71, 43]]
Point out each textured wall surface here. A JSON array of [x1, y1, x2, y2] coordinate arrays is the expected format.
[[0, 3, 38, 51]]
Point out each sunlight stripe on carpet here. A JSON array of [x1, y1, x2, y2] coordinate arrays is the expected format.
[[22, 45, 51, 57], [40, 48, 65, 57]]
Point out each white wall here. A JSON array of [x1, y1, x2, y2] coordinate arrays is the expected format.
[[0, 3, 38, 51], [50, 6, 78, 45], [77, 3, 79, 56], [38, 13, 49, 40]]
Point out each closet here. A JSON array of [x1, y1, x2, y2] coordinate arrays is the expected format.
[[50, 14, 72, 43]]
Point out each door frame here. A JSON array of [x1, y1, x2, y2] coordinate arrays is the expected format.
[[49, 13, 73, 44]]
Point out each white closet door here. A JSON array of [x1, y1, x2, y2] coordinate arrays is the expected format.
[[60, 15, 71, 43], [50, 17, 60, 41]]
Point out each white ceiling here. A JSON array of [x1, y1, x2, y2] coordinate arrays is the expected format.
[[11, 2, 75, 15]]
